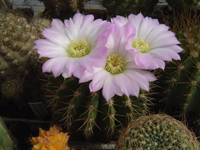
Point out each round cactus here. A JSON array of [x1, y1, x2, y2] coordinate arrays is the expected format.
[[0, 11, 50, 99], [44, 74, 153, 140], [116, 114, 200, 150]]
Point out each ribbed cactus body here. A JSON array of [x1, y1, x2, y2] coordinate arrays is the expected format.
[[116, 114, 200, 150], [45, 75, 151, 140], [0, 11, 50, 99], [0, 117, 18, 150], [160, 25, 200, 121]]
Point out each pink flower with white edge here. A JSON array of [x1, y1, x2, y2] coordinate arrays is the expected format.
[[80, 23, 157, 101], [34, 13, 111, 79], [112, 13, 183, 70]]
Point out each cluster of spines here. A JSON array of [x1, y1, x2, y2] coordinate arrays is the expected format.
[[44, 75, 151, 140]]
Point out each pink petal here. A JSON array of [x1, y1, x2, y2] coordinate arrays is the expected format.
[[128, 13, 144, 38], [135, 52, 153, 68], [151, 48, 181, 61], [145, 24, 169, 43], [138, 17, 159, 40], [89, 70, 109, 92], [42, 27, 69, 47], [133, 69, 157, 82], [102, 75, 117, 101], [51, 19, 66, 34], [123, 70, 150, 91], [111, 15, 128, 27], [115, 74, 139, 97], [149, 31, 180, 48]]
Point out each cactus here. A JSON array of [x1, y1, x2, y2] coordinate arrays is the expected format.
[[0, 116, 18, 150], [30, 125, 74, 150], [157, 12, 200, 125], [166, 0, 198, 12], [116, 114, 200, 150], [0, 11, 50, 99], [102, 0, 158, 18], [44, 74, 153, 140]]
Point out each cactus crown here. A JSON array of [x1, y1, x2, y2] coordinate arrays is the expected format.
[[116, 114, 200, 150]]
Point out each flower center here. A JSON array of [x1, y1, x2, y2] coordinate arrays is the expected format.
[[67, 39, 91, 58], [105, 53, 125, 75], [132, 38, 150, 53]]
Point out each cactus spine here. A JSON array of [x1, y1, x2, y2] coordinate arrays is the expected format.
[[44, 75, 152, 140], [116, 114, 200, 150]]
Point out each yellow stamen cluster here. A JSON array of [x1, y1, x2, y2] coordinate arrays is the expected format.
[[105, 53, 125, 75], [132, 38, 150, 53], [67, 39, 91, 58], [30, 125, 72, 150]]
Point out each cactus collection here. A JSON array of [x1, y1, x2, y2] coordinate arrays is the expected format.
[[0, 11, 50, 99], [44, 75, 151, 140], [116, 114, 200, 150], [1, 0, 200, 150]]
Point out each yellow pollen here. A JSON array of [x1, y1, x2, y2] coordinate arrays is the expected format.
[[105, 53, 125, 75], [67, 39, 91, 58], [132, 38, 150, 53]]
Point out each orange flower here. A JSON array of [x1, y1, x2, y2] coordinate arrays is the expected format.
[[30, 125, 71, 150]]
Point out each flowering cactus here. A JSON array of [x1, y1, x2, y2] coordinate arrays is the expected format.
[[35, 13, 182, 139]]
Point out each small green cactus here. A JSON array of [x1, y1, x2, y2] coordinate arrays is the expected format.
[[0, 11, 50, 99], [116, 114, 200, 150], [44, 75, 152, 140], [0, 116, 18, 150]]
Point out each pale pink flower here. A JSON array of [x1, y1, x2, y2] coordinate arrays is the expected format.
[[34, 13, 111, 78], [112, 13, 182, 70], [80, 23, 156, 101]]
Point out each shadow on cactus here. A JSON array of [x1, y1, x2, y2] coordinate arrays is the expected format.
[[116, 114, 200, 150]]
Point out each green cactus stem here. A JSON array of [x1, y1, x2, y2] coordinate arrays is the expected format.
[[0, 116, 18, 150], [44, 74, 152, 140]]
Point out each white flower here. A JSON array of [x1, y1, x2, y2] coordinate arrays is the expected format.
[[34, 13, 111, 79], [112, 13, 183, 70], [80, 23, 156, 101]]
